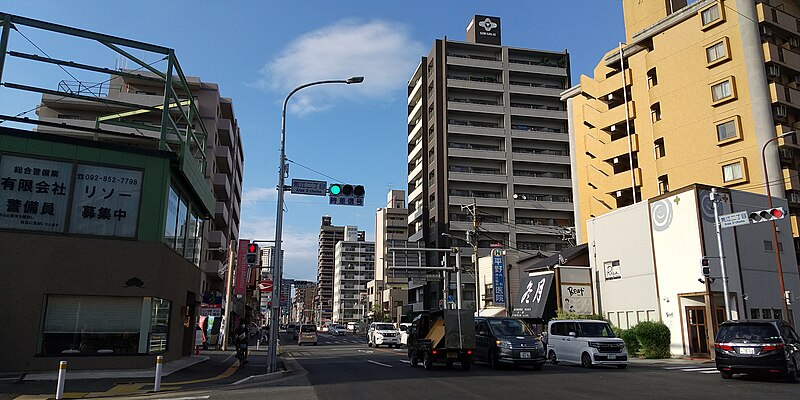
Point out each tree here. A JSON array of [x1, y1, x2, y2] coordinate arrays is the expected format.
[[371, 304, 392, 322]]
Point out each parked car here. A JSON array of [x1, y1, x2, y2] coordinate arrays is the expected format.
[[287, 324, 299, 340], [399, 323, 412, 347], [329, 324, 347, 336], [546, 319, 628, 369], [714, 320, 800, 381], [368, 322, 401, 348], [347, 322, 358, 333], [474, 317, 546, 370], [297, 324, 318, 346]]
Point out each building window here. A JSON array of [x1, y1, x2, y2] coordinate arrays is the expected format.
[[654, 138, 665, 158], [658, 175, 669, 194], [715, 116, 742, 144], [762, 308, 773, 319], [650, 102, 662, 123], [722, 160, 745, 183], [700, 4, 722, 28], [711, 79, 734, 103], [647, 68, 658, 88], [705, 40, 728, 64], [40, 295, 171, 356], [750, 308, 761, 319], [164, 187, 179, 249]]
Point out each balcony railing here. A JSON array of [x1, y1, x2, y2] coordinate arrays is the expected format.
[[448, 119, 501, 128]]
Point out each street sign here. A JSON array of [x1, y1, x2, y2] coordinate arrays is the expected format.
[[258, 280, 273, 293], [291, 179, 327, 196], [718, 211, 749, 229]]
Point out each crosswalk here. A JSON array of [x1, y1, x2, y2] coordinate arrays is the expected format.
[[662, 365, 719, 374]]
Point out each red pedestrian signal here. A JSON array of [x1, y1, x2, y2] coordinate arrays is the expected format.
[[246, 242, 259, 265]]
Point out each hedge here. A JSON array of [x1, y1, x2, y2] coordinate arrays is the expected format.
[[633, 321, 671, 359]]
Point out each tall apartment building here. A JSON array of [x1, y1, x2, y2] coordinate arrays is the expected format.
[[563, 0, 800, 253], [292, 283, 316, 324], [333, 240, 375, 324], [316, 216, 345, 325], [406, 15, 574, 309]]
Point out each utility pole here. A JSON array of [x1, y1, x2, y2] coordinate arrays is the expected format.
[[710, 188, 732, 320], [221, 240, 234, 351], [462, 199, 480, 313]]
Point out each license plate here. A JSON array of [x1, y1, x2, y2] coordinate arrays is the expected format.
[[447, 351, 457, 358], [739, 347, 756, 355], [607, 354, 617, 360], [520, 352, 531, 359]]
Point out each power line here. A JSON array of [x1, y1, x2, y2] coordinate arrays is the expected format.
[[285, 157, 345, 183]]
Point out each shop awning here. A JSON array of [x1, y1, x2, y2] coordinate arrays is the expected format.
[[478, 307, 507, 317], [511, 272, 554, 319]]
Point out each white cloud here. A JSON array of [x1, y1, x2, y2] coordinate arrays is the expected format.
[[238, 215, 319, 282], [257, 19, 425, 115], [241, 187, 276, 206]]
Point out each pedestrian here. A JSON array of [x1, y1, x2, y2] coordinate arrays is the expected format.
[[260, 323, 269, 345]]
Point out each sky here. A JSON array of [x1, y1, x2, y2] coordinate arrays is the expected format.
[[0, 1, 625, 282]]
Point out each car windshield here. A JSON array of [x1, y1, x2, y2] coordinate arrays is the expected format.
[[489, 319, 534, 336], [716, 324, 782, 343], [375, 324, 395, 331], [300, 325, 316, 333], [576, 322, 615, 338]]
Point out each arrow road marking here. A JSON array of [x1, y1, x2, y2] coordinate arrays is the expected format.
[[367, 360, 393, 368]]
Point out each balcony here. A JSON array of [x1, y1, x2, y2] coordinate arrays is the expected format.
[[449, 195, 508, 208], [212, 173, 231, 201], [447, 54, 503, 70], [449, 171, 507, 184], [408, 119, 423, 144], [511, 151, 570, 164], [214, 201, 229, 228], [408, 162, 423, 183], [408, 229, 424, 242], [201, 259, 224, 277], [584, 131, 605, 158], [217, 118, 234, 146], [447, 123, 506, 137], [785, 167, 800, 191], [510, 126, 567, 142], [769, 82, 800, 109], [602, 134, 639, 161], [231, 194, 240, 224], [408, 77, 422, 105], [448, 147, 506, 160], [512, 174, 571, 188], [757, 2, 800, 35], [509, 81, 564, 97], [511, 223, 567, 236], [450, 220, 510, 233], [408, 207, 424, 224], [507, 60, 567, 76], [447, 78, 504, 92], [580, 69, 632, 100], [582, 101, 636, 131], [447, 100, 505, 115], [214, 145, 232, 174], [763, 43, 800, 75], [607, 168, 643, 194], [408, 140, 423, 163], [510, 104, 567, 120], [513, 198, 573, 212], [207, 230, 227, 248], [407, 100, 423, 125]]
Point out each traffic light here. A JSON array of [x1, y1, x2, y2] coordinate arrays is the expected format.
[[246, 242, 258, 265], [329, 183, 365, 206], [701, 257, 711, 277], [749, 207, 785, 223]]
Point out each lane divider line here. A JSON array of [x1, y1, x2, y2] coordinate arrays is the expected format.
[[367, 360, 393, 368]]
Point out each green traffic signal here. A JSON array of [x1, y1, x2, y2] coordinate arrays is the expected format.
[[330, 184, 342, 195]]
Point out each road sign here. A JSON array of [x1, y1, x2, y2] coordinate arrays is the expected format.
[[291, 179, 327, 196], [258, 280, 273, 293], [718, 211, 749, 229]]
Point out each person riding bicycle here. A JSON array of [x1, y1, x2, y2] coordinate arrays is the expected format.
[[234, 322, 249, 364]]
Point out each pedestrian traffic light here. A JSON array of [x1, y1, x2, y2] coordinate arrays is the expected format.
[[328, 183, 365, 206], [749, 207, 785, 223], [701, 257, 711, 277], [246, 242, 258, 265]]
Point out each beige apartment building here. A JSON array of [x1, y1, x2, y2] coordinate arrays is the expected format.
[[564, 0, 800, 255]]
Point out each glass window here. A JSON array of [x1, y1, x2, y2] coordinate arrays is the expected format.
[[751, 308, 761, 319], [40, 295, 170, 356], [711, 80, 733, 102], [716, 120, 737, 141], [701, 5, 721, 25], [489, 319, 534, 336], [762, 308, 773, 319], [176, 198, 188, 256], [185, 212, 202, 266], [164, 187, 179, 249], [706, 41, 727, 63], [716, 323, 781, 343], [722, 161, 743, 182], [576, 322, 616, 338]]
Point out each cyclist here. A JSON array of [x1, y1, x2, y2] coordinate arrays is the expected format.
[[234, 322, 249, 365]]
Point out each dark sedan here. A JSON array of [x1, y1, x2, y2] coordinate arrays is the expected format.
[[474, 317, 546, 370], [714, 320, 800, 382]]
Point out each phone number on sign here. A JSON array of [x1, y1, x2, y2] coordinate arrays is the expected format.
[[77, 174, 139, 185]]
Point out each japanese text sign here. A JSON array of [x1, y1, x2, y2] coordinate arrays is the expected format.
[[0, 155, 72, 232], [69, 164, 143, 237]]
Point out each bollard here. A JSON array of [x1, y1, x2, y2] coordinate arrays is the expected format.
[[153, 356, 163, 392], [55, 361, 67, 400]]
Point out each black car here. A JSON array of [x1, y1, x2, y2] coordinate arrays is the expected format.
[[474, 317, 546, 370], [714, 320, 800, 382]]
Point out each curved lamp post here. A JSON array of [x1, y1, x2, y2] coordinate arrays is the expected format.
[[267, 76, 364, 373]]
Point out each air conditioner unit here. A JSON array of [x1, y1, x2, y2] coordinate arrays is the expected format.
[[767, 65, 781, 77], [607, 93, 614, 101], [791, 37, 800, 48], [774, 105, 788, 118], [613, 157, 620, 164], [761, 26, 773, 36], [789, 191, 800, 204]]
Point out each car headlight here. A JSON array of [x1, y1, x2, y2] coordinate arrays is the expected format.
[[588, 342, 601, 349], [496, 340, 512, 349]]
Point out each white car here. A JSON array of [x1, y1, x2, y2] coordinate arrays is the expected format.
[[546, 320, 628, 369], [367, 322, 401, 348], [399, 322, 412, 347], [329, 324, 346, 336]]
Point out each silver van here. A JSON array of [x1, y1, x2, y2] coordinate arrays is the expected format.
[[546, 320, 628, 368]]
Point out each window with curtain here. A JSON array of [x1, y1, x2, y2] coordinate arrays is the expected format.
[[701, 5, 721, 26], [722, 161, 743, 182], [706, 41, 727, 63], [711, 80, 732, 102]]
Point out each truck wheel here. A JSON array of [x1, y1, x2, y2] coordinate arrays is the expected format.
[[410, 352, 419, 367], [423, 352, 434, 370]]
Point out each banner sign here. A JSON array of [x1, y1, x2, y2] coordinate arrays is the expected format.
[[560, 284, 592, 315], [234, 239, 249, 297], [492, 253, 505, 304], [68, 164, 143, 237], [0, 155, 72, 232]]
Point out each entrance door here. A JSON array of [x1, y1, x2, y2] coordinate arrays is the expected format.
[[686, 307, 709, 357]]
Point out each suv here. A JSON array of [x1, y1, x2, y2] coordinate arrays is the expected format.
[[297, 324, 318, 346], [368, 322, 401, 348], [546, 320, 628, 369], [475, 317, 546, 370], [714, 320, 800, 381]]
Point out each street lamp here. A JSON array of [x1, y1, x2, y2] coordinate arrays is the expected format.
[[761, 130, 795, 323], [267, 76, 364, 373]]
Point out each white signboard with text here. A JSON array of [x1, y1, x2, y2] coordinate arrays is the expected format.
[[69, 164, 143, 238], [0, 155, 72, 232], [561, 284, 593, 315]]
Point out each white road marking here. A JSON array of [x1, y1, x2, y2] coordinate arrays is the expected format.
[[680, 367, 718, 372], [156, 396, 210, 400], [662, 366, 700, 370], [399, 360, 411, 364], [357, 349, 374, 354], [367, 360, 394, 368], [700, 370, 721, 374]]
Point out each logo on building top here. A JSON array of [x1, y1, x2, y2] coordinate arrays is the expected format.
[[478, 18, 497, 32], [651, 199, 673, 232]]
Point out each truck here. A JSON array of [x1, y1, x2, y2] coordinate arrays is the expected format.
[[407, 309, 476, 370]]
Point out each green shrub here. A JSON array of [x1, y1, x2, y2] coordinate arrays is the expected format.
[[613, 327, 640, 356], [634, 321, 671, 359]]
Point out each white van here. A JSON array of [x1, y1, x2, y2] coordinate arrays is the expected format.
[[546, 320, 628, 369]]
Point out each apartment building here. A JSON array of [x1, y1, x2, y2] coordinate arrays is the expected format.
[[333, 240, 375, 324], [406, 15, 574, 310], [563, 0, 800, 253], [293, 283, 316, 324], [316, 216, 345, 325]]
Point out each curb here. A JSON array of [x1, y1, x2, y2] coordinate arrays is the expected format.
[[229, 356, 294, 386]]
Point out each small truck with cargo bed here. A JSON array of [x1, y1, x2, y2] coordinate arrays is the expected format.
[[407, 309, 476, 370]]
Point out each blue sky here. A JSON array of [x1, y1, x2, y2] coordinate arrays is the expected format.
[[0, 1, 625, 281]]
